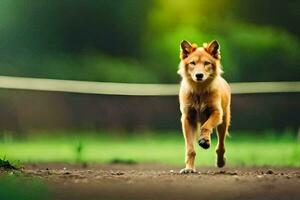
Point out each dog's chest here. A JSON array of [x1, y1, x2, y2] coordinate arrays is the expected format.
[[189, 92, 207, 112]]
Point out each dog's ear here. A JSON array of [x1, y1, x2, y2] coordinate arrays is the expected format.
[[204, 40, 221, 59], [180, 40, 197, 59]]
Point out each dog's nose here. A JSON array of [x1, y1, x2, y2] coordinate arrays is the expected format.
[[195, 73, 204, 80]]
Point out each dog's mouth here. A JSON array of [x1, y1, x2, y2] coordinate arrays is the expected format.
[[193, 77, 205, 83], [196, 77, 204, 82]]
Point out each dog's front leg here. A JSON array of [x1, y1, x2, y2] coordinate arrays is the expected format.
[[198, 108, 223, 149], [180, 114, 197, 174]]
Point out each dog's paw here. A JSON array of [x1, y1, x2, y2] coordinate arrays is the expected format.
[[180, 168, 196, 174], [198, 128, 211, 149], [216, 156, 226, 168], [198, 138, 210, 149]]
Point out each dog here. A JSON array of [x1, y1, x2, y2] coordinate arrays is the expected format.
[[178, 40, 231, 173]]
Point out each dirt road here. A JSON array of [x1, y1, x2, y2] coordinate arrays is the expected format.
[[11, 163, 300, 200]]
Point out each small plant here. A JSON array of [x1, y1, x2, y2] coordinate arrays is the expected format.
[[75, 141, 84, 163], [0, 157, 18, 170]]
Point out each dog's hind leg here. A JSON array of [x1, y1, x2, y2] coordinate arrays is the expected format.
[[216, 111, 230, 168]]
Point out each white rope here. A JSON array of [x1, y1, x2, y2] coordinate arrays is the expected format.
[[0, 76, 299, 96]]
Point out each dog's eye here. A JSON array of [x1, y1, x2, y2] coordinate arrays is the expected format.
[[204, 61, 211, 66], [189, 61, 196, 65]]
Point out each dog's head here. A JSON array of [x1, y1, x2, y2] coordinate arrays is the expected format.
[[178, 40, 223, 83]]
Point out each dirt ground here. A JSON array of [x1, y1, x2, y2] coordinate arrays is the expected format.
[[12, 163, 300, 200]]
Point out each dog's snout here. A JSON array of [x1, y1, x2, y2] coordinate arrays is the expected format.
[[195, 73, 204, 80]]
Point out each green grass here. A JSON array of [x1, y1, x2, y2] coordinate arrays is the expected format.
[[0, 130, 299, 167], [0, 158, 18, 170], [0, 175, 50, 200]]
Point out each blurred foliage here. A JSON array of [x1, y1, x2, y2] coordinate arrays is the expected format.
[[0, 0, 299, 83], [0, 158, 18, 170], [0, 175, 49, 200]]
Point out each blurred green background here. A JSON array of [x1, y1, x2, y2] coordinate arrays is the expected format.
[[1, 130, 300, 166], [0, 0, 299, 83]]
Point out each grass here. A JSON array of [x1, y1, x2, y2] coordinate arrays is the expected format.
[[0, 175, 49, 200], [0, 130, 299, 167], [0, 158, 18, 170]]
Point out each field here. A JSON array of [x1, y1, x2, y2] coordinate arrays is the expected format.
[[1, 130, 300, 166], [1, 130, 300, 200]]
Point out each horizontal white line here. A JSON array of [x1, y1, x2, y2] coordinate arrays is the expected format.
[[0, 76, 299, 96], [230, 82, 300, 94]]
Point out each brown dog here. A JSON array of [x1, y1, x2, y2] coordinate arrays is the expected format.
[[178, 40, 231, 173]]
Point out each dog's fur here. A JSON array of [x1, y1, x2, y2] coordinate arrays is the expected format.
[[178, 40, 231, 173]]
